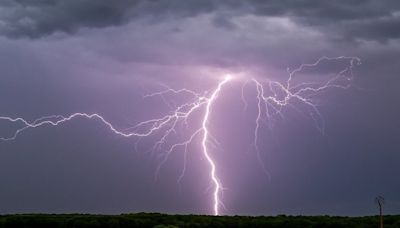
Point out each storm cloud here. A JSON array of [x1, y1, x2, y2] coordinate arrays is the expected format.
[[1, 0, 400, 42]]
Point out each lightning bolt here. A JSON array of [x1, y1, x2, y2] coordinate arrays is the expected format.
[[0, 75, 232, 216], [201, 74, 231, 215], [247, 56, 360, 177], [0, 56, 360, 215]]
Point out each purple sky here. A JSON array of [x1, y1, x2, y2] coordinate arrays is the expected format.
[[0, 0, 399, 216]]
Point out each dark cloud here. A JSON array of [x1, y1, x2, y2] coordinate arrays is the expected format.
[[342, 14, 400, 42], [0, 0, 228, 38], [0, 0, 139, 38], [248, 0, 394, 21], [243, 0, 400, 42], [2, 0, 400, 42]]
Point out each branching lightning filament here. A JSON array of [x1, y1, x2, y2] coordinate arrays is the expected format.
[[0, 56, 360, 215]]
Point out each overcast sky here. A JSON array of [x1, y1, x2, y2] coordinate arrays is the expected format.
[[0, 0, 399, 216]]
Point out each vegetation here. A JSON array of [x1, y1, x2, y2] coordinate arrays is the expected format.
[[0, 213, 399, 228]]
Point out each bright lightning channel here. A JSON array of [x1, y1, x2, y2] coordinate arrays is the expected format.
[[0, 56, 360, 215], [0, 74, 232, 216], [201, 74, 231, 215]]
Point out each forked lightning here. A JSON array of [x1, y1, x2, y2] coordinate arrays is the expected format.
[[0, 56, 360, 215]]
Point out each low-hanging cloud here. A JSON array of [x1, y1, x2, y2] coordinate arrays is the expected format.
[[1, 0, 400, 43]]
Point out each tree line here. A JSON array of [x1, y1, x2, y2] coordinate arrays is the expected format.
[[0, 213, 399, 228]]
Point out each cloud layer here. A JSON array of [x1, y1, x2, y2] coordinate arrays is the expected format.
[[1, 0, 400, 42]]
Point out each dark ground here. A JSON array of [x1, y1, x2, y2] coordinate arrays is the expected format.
[[0, 213, 399, 228]]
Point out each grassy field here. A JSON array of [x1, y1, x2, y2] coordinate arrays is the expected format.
[[0, 213, 399, 228]]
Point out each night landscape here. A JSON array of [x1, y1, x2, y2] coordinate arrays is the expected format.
[[0, 0, 399, 227]]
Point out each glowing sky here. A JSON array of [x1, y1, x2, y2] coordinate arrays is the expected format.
[[0, 0, 399, 216]]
